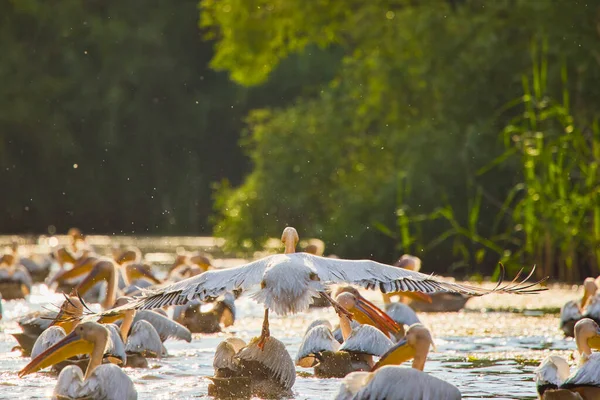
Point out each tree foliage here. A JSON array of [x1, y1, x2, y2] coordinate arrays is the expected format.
[[210, 0, 600, 276]]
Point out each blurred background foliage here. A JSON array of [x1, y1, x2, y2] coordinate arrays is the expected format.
[[2, 0, 599, 279]]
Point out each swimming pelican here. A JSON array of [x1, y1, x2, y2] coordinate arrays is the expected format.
[[209, 336, 295, 398], [536, 318, 600, 399], [0, 258, 32, 300], [19, 321, 137, 400], [560, 278, 597, 337], [12, 295, 84, 356], [385, 302, 421, 327], [172, 292, 236, 333], [387, 254, 470, 312], [2, 241, 52, 283], [99, 227, 545, 350], [335, 324, 461, 400], [297, 322, 393, 378]]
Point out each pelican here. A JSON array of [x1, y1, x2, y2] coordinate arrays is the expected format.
[[0, 259, 32, 300], [168, 251, 212, 281], [3, 241, 52, 283], [561, 278, 597, 337], [12, 295, 84, 356], [385, 302, 421, 327], [536, 318, 600, 399], [335, 324, 461, 400], [331, 287, 405, 340], [100, 227, 544, 350], [296, 322, 393, 377], [209, 336, 295, 399], [19, 321, 137, 400], [387, 254, 470, 312], [172, 292, 236, 333]]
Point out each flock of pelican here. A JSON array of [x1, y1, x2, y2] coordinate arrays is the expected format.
[[2, 226, 590, 399]]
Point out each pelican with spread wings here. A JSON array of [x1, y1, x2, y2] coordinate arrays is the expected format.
[[90, 227, 546, 349]]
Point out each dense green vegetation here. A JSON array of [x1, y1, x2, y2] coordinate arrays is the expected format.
[[2, 0, 599, 278]]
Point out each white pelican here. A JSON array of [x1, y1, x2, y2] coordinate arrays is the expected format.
[[12, 295, 84, 356], [296, 322, 393, 378], [19, 321, 137, 400], [388, 254, 470, 312], [333, 286, 408, 340], [561, 278, 597, 337], [335, 324, 461, 400], [385, 302, 421, 327], [535, 318, 600, 399], [209, 336, 295, 398], [100, 228, 545, 349], [0, 257, 32, 300], [172, 292, 236, 333]]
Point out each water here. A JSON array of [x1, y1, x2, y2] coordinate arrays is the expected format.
[[0, 244, 577, 399]]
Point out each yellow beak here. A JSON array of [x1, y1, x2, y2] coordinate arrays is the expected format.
[[588, 333, 600, 350], [50, 256, 96, 284], [352, 295, 404, 338], [372, 337, 415, 370], [18, 330, 93, 377]]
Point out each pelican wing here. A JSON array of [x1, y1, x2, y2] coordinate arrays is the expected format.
[[303, 253, 544, 296], [583, 295, 600, 320], [18, 311, 56, 335], [336, 366, 461, 400], [237, 336, 296, 391], [296, 325, 340, 364], [125, 320, 167, 358], [54, 365, 88, 399], [304, 319, 333, 336], [127, 257, 270, 310], [535, 355, 571, 387], [339, 325, 393, 356], [560, 300, 582, 323], [92, 364, 138, 400], [561, 353, 600, 389], [133, 310, 192, 343], [104, 325, 127, 365], [31, 326, 66, 359], [385, 303, 420, 326]]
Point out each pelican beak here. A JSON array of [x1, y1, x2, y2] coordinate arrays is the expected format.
[[588, 329, 600, 350], [397, 291, 433, 304], [50, 257, 95, 284], [372, 337, 415, 370], [75, 262, 112, 296], [354, 295, 403, 338], [18, 329, 93, 377], [97, 310, 125, 324], [128, 264, 161, 284]]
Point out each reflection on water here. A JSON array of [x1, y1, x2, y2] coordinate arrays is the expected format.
[[0, 251, 575, 400]]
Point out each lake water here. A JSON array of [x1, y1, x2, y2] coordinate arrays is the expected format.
[[0, 237, 578, 399]]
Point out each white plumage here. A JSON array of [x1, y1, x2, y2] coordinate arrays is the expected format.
[[339, 325, 394, 356], [562, 352, 600, 388], [236, 336, 296, 391], [385, 303, 421, 326], [334, 366, 461, 400], [535, 355, 571, 389], [125, 320, 167, 358], [296, 325, 341, 366], [127, 252, 541, 314], [129, 310, 192, 343], [53, 364, 137, 400], [31, 326, 66, 359]]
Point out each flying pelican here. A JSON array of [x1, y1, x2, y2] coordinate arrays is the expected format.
[[535, 318, 600, 399], [172, 292, 236, 333], [19, 321, 137, 400], [98, 227, 545, 350], [335, 324, 461, 400], [209, 336, 295, 399], [561, 278, 597, 337]]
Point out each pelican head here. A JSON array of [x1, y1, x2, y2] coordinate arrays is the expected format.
[[189, 253, 212, 271], [114, 248, 142, 265], [281, 227, 299, 254], [336, 292, 403, 339], [125, 263, 161, 284], [68, 228, 84, 241], [50, 296, 84, 334], [575, 318, 600, 357], [394, 255, 422, 272], [19, 321, 108, 379], [373, 324, 434, 371], [581, 278, 598, 308]]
